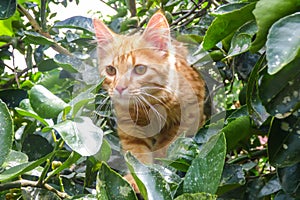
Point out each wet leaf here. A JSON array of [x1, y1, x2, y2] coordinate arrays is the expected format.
[[1, 150, 28, 169], [28, 85, 70, 119], [125, 152, 173, 200], [0, 0, 16, 19], [96, 162, 137, 200], [183, 133, 226, 194], [266, 12, 300, 75], [0, 100, 13, 167], [203, 2, 255, 50], [251, 0, 300, 52], [46, 116, 103, 156]]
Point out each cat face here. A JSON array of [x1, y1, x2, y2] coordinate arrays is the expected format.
[[93, 12, 175, 105]]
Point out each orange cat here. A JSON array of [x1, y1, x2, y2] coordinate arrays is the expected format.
[[93, 11, 205, 166]]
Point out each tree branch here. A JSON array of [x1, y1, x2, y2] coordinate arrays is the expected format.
[[0, 179, 70, 199], [17, 4, 72, 56]]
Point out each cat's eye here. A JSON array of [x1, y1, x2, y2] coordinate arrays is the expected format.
[[106, 65, 116, 76], [134, 65, 147, 75]]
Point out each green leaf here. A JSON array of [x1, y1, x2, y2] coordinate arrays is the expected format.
[[0, 100, 13, 167], [277, 163, 300, 197], [174, 193, 217, 200], [217, 164, 246, 195], [176, 34, 203, 44], [37, 59, 60, 72], [0, 89, 27, 108], [1, 150, 28, 169], [183, 133, 226, 194], [259, 58, 300, 118], [125, 152, 173, 200], [53, 16, 94, 33], [0, 152, 53, 182], [258, 176, 281, 197], [46, 117, 103, 156], [268, 112, 300, 168], [227, 20, 257, 57], [93, 139, 112, 162], [28, 85, 70, 119], [0, 0, 16, 19], [203, 2, 255, 50], [54, 54, 85, 73], [266, 12, 300, 75], [222, 106, 252, 150], [23, 31, 55, 45], [246, 54, 270, 126], [15, 99, 49, 126], [251, 0, 300, 52], [47, 151, 81, 178], [22, 134, 53, 161], [96, 162, 137, 200]]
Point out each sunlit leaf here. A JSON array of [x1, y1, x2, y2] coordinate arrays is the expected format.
[[28, 85, 70, 119], [183, 133, 226, 194], [251, 0, 300, 52], [125, 152, 173, 200], [53, 16, 94, 33], [46, 117, 103, 156], [174, 193, 217, 200], [22, 187, 61, 200], [203, 2, 255, 50], [266, 12, 300, 75], [23, 31, 55, 45], [96, 162, 137, 200]]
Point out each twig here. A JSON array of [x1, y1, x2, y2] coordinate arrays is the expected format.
[[17, 4, 72, 56], [99, 0, 118, 11], [0, 179, 70, 199]]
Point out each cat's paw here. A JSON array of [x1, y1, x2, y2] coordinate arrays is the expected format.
[[124, 173, 140, 193]]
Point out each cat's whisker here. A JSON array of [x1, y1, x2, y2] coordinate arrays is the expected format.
[[139, 95, 167, 127], [139, 91, 169, 109], [141, 86, 174, 95], [135, 96, 150, 122]]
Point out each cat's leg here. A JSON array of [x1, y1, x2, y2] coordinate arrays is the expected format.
[[118, 128, 154, 193]]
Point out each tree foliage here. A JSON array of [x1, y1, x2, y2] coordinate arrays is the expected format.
[[0, 0, 299, 199]]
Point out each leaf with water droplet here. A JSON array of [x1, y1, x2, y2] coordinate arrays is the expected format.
[[0, 0, 16, 19]]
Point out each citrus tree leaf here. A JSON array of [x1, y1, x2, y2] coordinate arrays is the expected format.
[[15, 99, 49, 126], [0, 152, 53, 182], [22, 187, 61, 200], [53, 16, 94, 33], [0, 100, 14, 167], [183, 133, 226, 194], [125, 152, 173, 200], [53, 54, 83, 73], [1, 150, 28, 169], [266, 12, 300, 75], [0, 0, 16, 19], [28, 85, 70, 119], [96, 162, 137, 200], [268, 111, 300, 168], [277, 163, 300, 197], [228, 20, 257, 57], [251, 0, 300, 52], [203, 2, 255, 50], [46, 117, 103, 156], [259, 58, 300, 118], [23, 31, 55, 45]]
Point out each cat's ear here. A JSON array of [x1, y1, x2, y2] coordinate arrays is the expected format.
[[93, 18, 115, 45], [143, 11, 170, 50]]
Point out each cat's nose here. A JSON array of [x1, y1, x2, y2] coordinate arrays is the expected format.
[[116, 86, 128, 94]]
